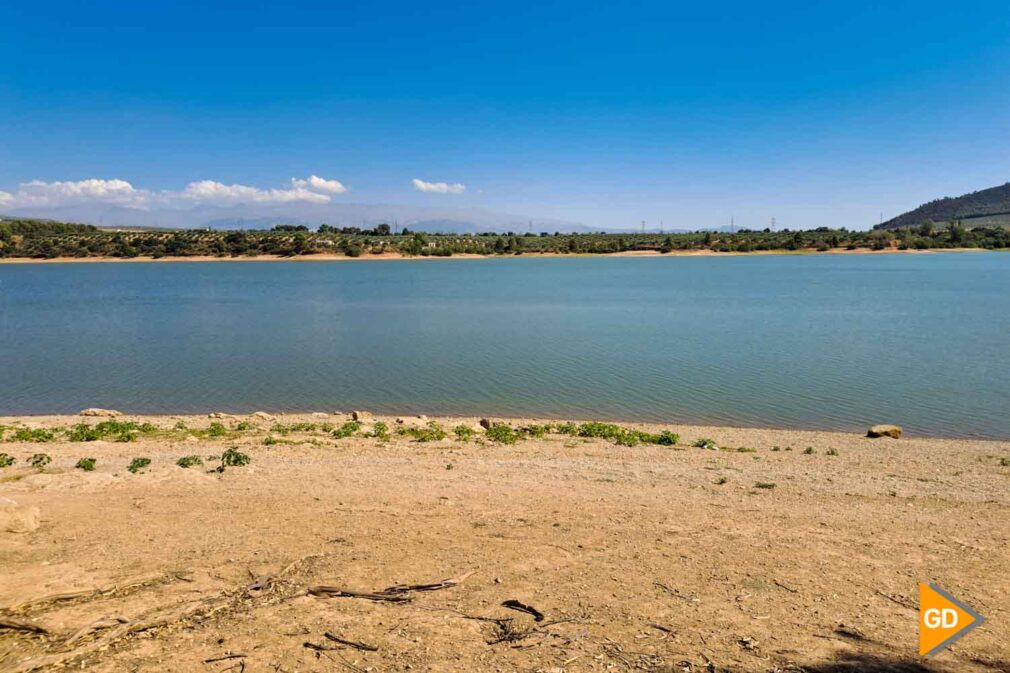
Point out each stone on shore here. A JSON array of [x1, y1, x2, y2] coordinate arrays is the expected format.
[[352, 411, 372, 421], [867, 424, 902, 439], [251, 411, 275, 421], [79, 408, 121, 418]]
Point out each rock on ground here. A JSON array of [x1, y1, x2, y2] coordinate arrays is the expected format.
[[78, 408, 121, 417], [867, 424, 902, 439]]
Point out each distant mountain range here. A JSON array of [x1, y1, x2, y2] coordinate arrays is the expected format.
[[875, 182, 1010, 230], [0, 202, 606, 234]]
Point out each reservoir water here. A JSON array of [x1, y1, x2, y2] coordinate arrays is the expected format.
[[2, 253, 1008, 438]]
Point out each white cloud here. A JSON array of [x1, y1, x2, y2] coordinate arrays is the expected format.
[[291, 175, 347, 194], [13, 178, 148, 207], [178, 180, 330, 205], [0, 176, 349, 210], [412, 178, 466, 194]]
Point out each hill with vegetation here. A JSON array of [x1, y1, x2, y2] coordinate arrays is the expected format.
[[875, 182, 1010, 230], [2, 217, 1009, 260]]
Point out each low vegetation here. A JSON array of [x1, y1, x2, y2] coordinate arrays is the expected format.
[[221, 447, 251, 467], [484, 423, 521, 444], [398, 422, 448, 442], [176, 455, 203, 468], [0, 453, 14, 468], [366, 422, 390, 440], [453, 425, 476, 441], [75, 457, 97, 471], [127, 457, 151, 473], [332, 421, 361, 439], [67, 420, 155, 442], [29, 453, 51, 471]]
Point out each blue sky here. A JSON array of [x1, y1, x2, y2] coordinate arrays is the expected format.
[[1, 1, 1008, 229]]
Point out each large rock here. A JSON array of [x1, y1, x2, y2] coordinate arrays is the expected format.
[[250, 411, 275, 421], [479, 418, 495, 430], [352, 410, 372, 421], [867, 424, 902, 439], [79, 408, 121, 418], [0, 497, 40, 534]]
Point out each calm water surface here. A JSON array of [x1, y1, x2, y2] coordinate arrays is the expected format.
[[2, 254, 1008, 438]]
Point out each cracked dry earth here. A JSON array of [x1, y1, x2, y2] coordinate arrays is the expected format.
[[0, 413, 1008, 673]]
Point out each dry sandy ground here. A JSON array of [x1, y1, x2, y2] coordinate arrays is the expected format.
[[1, 413, 1008, 673]]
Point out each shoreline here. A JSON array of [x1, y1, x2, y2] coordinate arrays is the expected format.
[[3, 411, 1007, 444], [0, 247, 994, 264]]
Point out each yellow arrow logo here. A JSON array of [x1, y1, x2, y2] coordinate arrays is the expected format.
[[919, 583, 984, 656]]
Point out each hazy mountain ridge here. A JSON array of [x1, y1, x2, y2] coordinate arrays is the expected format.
[[1, 202, 601, 234], [875, 182, 1010, 230]]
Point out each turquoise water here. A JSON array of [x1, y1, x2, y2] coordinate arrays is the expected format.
[[1, 253, 1008, 438]]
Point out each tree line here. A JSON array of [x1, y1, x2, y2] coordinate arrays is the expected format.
[[1, 217, 1008, 260]]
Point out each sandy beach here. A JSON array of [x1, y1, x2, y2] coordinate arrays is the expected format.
[[0, 247, 992, 264], [1, 412, 1007, 672]]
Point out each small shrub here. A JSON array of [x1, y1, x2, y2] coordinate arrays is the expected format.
[[0, 453, 15, 468], [522, 424, 550, 439], [235, 421, 255, 431], [221, 447, 250, 467], [577, 422, 624, 440], [826, 448, 839, 456], [453, 425, 476, 441], [66, 423, 101, 442], [693, 438, 717, 450], [803, 447, 816, 455], [550, 422, 578, 435], [399, 421, 447, 442], [67, 420, 153, 442], [174, 420, 188, 430], [614, 431, 641, 447], [754, 481, 777, 489], [772, 446, 781, 452], [75, 457, 97, 471], [654, 430, 680, 446], [11, 427, 56, 443], [263, 435, 280, 445], [714, 476, 728, 485], [732, 446, 756, 453], [446, 463, 454, 470], [29, 453, 51, 471], [332, 421, 361, 439], [207, 422, 228, 438], [176, 455, 203, 468], [367, 422, 390, 440], [485, 423, 520, 444], [1000, 457, 1010, 467], [127, 457, 151, 474]]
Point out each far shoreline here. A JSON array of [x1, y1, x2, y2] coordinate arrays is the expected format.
[[0, 246, 994, 264]]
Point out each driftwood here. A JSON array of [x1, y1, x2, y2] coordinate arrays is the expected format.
[[7, 572, 181, 614], [204, 653, 248, 663], [324, 632, 378, 652], [65, 615, 129, 645], [382, 571, 475, 595], [309, 570, 473, 602], [0, 617, 49, 634], [307, 587, 412, 603], [501, 599, 545, 622]]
